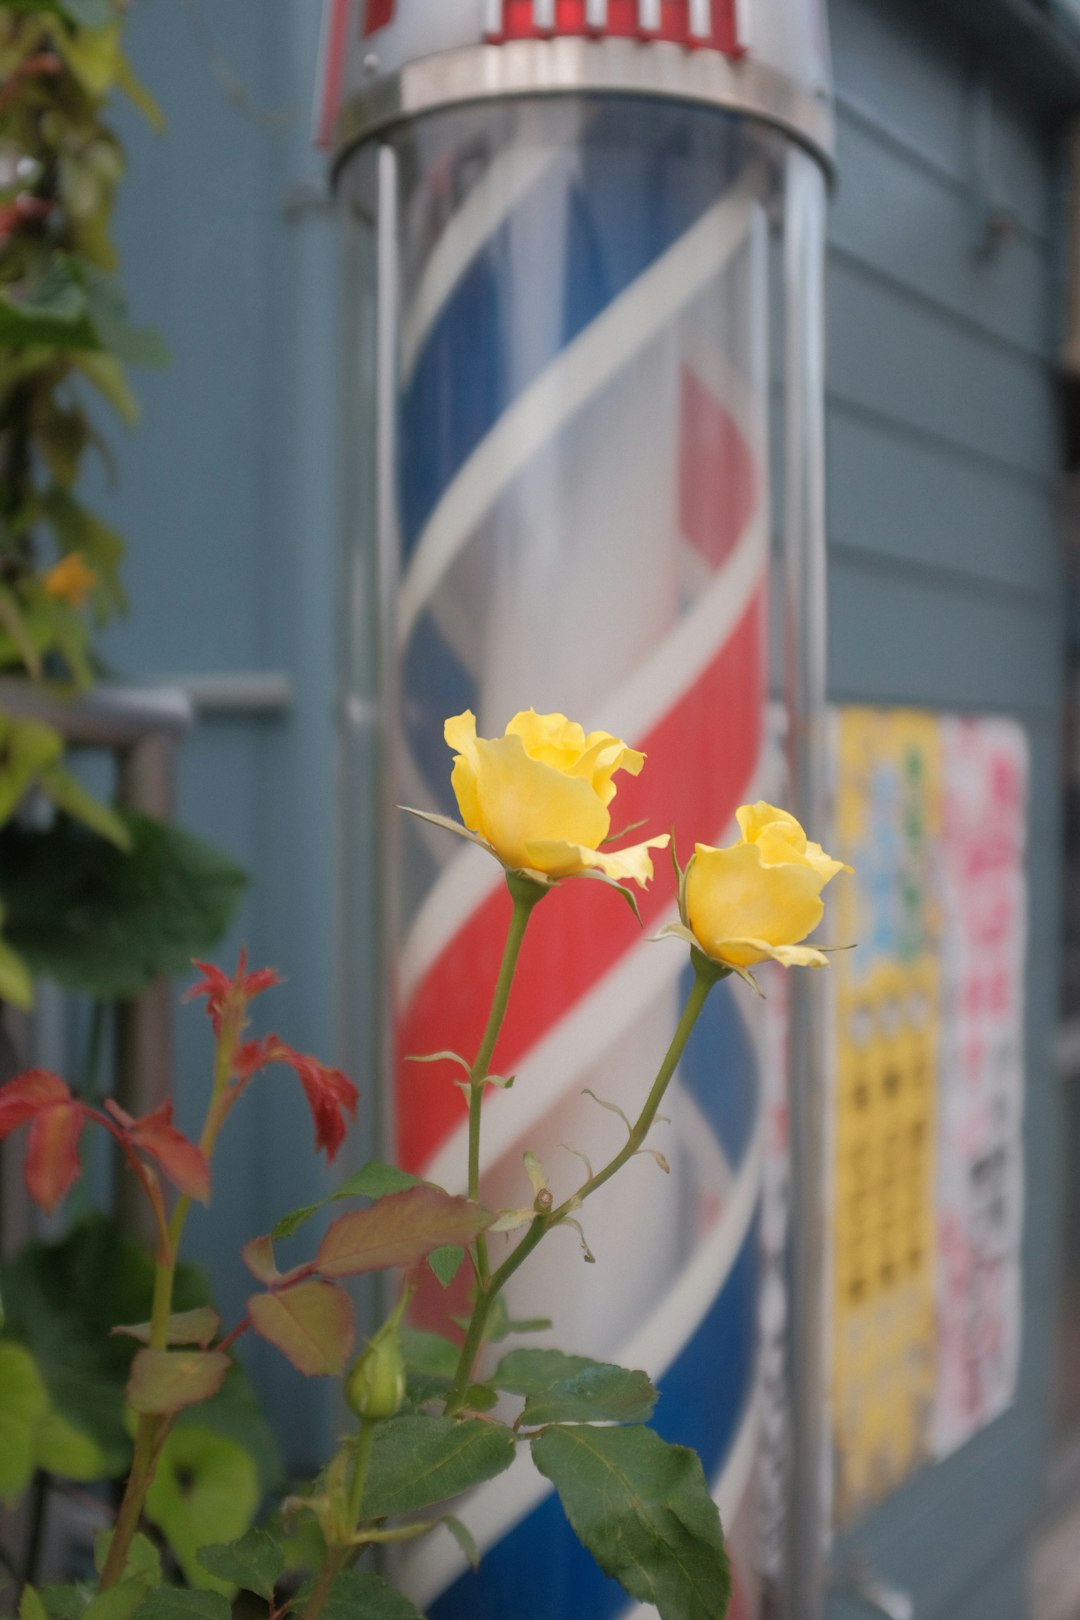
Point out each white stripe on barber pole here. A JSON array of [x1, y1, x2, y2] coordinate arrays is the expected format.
[[397, 185, 755, 649], [689, 0, 714, 37], [402, 133, 582, 383]]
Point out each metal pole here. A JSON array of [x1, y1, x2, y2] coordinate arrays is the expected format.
[[374, 139, 401, 1175], [782, 144, 830, 1620]]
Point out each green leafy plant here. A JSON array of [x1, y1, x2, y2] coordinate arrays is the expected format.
[[0, 707, 851, 1620], [0, 0, 168, 1004]]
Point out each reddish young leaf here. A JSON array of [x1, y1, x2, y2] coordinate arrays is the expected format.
[[315, 1187, 492, 1279], [241, 1233, 282, 1286], [112, 1307, 221, 1349], [185, 949, 282, 1037], [234, 1036, 359, 1164], [248, 1282, 355, 1377], [25, 1101, 86, 1213], [127, 1349, 230, 1415], [0, 1072, 87, 1213], [106, 1100, 210, 1204], [0, 1069, 71, 1133]]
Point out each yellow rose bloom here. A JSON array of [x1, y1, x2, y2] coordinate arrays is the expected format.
[[445, 709, 669, 886], [685, 802, 850, 970], [43, 552, 96, 608]]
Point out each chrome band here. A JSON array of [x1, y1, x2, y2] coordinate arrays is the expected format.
[[333, 38, 835, 175]]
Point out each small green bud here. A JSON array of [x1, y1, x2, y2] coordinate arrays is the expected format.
[[345, 1327, 406, 1422]]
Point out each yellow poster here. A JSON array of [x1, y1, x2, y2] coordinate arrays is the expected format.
[[831, 709, 942, 1523]]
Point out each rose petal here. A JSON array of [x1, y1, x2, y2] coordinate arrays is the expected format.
[[686, 841, 825, 965]]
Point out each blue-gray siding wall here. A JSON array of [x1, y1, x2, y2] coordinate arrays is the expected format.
[[98, 0, 1066, 1603], [100, 0, 349, 1468], [825, 1, 1063, 1616]]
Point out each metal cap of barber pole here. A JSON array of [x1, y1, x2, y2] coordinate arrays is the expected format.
[[320, 0, 834, 172]]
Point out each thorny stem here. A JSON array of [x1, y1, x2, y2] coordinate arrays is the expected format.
[[467, 876, 545, 1286], [444, 958, 721, 1414], [301, 1419, 378, 1620], [100, 1023, 239, 1591]]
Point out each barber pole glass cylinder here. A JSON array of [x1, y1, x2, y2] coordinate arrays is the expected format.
[[332, 4, 832, 1617]]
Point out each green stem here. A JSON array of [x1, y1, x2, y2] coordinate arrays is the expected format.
[[444, 956, 721, 1415], [553, 964, 715, 1216], [301, 1419, 378, 1620], [300, 1549, 349, 1620], [100, 1028, 238, 1591], [346, 1419, 377, 1527], [468, 875, 545, 1285]]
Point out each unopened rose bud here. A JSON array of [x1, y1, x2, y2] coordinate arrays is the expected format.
[[345, 1328, 406, 1422]]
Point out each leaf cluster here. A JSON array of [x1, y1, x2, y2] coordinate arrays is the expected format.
[[0, 0, 170, 1001]]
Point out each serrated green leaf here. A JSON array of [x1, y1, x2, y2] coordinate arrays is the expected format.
[[427, 1244, 465, 1288], [291, 1569, 423, 1620], [111, 1308, 220, 1350], [79, 264, 166, 367], [0, 586, 42, 677], [491, 1348, 598, 1397], [0, 932, 34, 1010], [362, 1416, 516, 1518], [131, 1593, 230, 1620], [196, 1529, 283, 1601], [270, 1163, 435, 1244], [400, 1328, 460, 1379], [75, 351, 139, 425], [38, 766, 131, 850], [481, 1296, 552, 1345], [0, 261, 99, 351], [81, 1578, 150, 1620], [0, 1214, 208, 1477], [0, 715, 63, 824], [38, 1588, 85, 1620], [440, 1515, 479, 1570], [0, 813, 246, 998], [521, 1363, 658, 1426], [270, 1203, 321, 1241], [315, 1187, 491, 1279], [115, 48, 165, 132], [35, 1407, 107, 1480], [93, 1531, 160, 1588], [531, 1425, 730, 1620], [172, 1365, 283, 1499], [0, 1341, 48, 1504], [335, 1161, 427, 1199], [145, 1427, 259, 1595], [126, 1350, 229, 1415], [19, 1585, 48, 1620]]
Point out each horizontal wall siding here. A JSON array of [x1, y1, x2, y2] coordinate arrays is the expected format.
[[825, 0, 1064, 1616]]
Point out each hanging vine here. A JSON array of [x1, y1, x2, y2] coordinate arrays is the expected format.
[[0, 0, 162, 1006]]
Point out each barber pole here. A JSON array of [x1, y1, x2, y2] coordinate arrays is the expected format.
[[328, 3, 833, 1616]]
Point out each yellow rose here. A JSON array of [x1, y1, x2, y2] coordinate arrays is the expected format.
[[444, 709, 668, 886], [684, 802, 850, 971]]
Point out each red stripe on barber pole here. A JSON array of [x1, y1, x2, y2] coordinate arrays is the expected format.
[[314, 0, 353, 149], [489, 0, 747, 54], [363, 0, 396, 35]]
